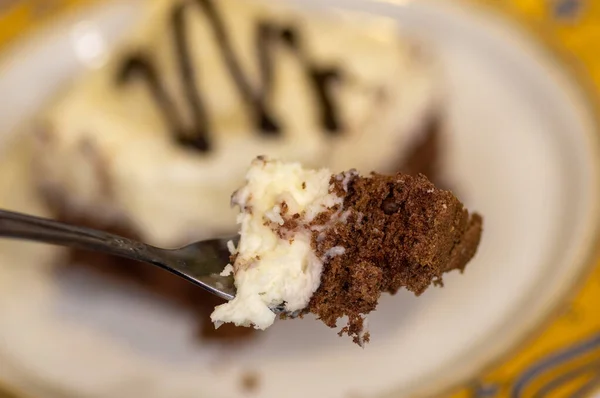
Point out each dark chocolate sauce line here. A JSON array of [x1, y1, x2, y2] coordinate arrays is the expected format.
[[194, 0, 279, 133], [278, 28, 342, 133], [172, 3, 211, 150], [310, 69, 342, 132], [117, 0, 344, 152], [255, 22, 277, 111]]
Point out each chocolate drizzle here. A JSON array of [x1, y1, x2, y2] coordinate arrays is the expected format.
[[117, 0, 343, 151], [172, 3, 211, 150], [278, 28, 342, 132], [196, 0, 280, 134], [117, 54, 211, 150]]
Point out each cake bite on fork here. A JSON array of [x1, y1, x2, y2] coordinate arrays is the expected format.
[[212, 157, 483, 346]]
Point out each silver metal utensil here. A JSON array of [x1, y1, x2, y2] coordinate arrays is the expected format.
[[0, 208, 237, 301]]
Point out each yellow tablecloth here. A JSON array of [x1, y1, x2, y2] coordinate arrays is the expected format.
[[0, 0, 599, 397]]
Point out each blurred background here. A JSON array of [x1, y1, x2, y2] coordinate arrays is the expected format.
[[0, 0, 600, 397]]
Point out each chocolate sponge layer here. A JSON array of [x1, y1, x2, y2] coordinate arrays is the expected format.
[[306, 173, 482, 345]]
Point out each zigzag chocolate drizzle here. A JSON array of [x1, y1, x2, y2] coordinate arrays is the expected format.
[[117, 0, 342, 152]]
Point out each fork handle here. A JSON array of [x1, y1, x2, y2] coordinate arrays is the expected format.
[[0, 209, 167, 266]]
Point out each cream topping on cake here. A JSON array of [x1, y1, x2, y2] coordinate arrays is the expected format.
[[34, 0, 441, 247], [211, 157, 342, 329]]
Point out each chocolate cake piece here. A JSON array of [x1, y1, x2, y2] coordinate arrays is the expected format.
[[210, 158, 482, 345], [306, 172, 482, 345]]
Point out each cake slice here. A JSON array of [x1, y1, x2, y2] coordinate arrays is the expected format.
[[33, 0, 444, 341], [211, 157, 483, 345]]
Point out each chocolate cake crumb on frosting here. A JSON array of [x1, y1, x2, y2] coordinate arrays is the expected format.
[[306, 172, 482, 345]]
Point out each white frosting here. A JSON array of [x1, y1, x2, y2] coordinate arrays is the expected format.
[[211, 157, 341, 329], [34, 0, 441, 248]]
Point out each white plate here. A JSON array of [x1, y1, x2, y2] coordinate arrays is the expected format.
[[0, 1, 599, 397]]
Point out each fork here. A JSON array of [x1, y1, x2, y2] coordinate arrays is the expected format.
[[0, 208, 238, 301]]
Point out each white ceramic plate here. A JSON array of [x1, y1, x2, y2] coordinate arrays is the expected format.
[[0, 1, 599, 397]]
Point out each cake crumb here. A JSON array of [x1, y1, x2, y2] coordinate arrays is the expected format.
[[227, 240, 237, 254], [240, 371, 260, 393], [220, 264, 234, 277]]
